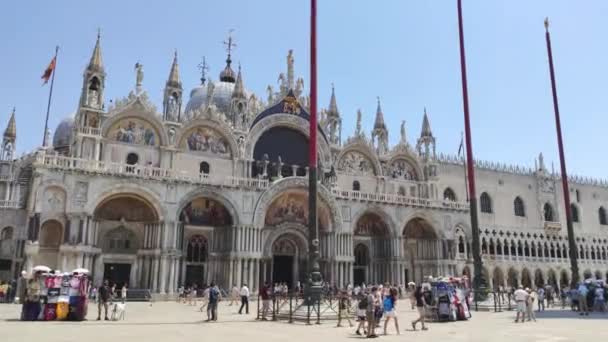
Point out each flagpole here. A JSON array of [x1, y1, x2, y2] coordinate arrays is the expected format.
[[544, 19, 579, 287], [307, 0, 322, 296], [461, 132, 469, 202], [42, 46, 59, 147], [457, 0, 484, 291]]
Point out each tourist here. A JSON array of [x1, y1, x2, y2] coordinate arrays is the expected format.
[[206, 282, 220, 322], [238, 283, 249, 314], [200, 285, 209, 313], [560, 287, 568, 309], [578, 283, 589, 316], [365, 287, 379, 338], [537, 286, 545, 312], [177, 285, 184, 303], [593, 284, 605, 313], [230, 284, 239, 306], [411, 285, 428, 331], [336, 291, 353, 328], [97, 280, 111, 321], [260, 282, 271, 320], [408, 282, 416, 310], [382, 288, 400, 335], [513, 285, 528, 323], [355, 292, 367, 336], [121, 283, 128, 304], [526, 288, 536, 322]]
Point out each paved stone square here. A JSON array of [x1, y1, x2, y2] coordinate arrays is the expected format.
[[1, 300, 607, 342]]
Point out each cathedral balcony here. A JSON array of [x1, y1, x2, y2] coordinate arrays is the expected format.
[[77, 126, 101, 136], [0, 200, 19, 209], [331, 188, 469, 211]]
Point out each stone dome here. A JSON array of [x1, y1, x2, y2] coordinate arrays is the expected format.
[[185, 80, 248, 116], [53, 116, 74, 148]]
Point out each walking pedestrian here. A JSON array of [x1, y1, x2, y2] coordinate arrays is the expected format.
[[578, 283, 589, 316], [537, 287, 545, 312], [513, 285, 528, 323], [230, 284, 239, 306], [526, 288, 536, 322], [260, 282, 271, 320], [383, 288, 400, 335], [121, 283, 128, 304], [355, 292, 367, 336], [337, 291, 353, 328], [366, 287, 379, 338], [411, 285, 428, 331], [238, 283, 250, 314]]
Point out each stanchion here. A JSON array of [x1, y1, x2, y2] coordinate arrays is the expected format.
[[256, 294, 260, 320], [306, 297, 312, 325], [289, 293, 293, 323], [316, 297, 321, 324], [272, 296, 277, 321]]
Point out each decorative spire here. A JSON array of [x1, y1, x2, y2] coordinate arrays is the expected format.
[[287, 49, 295, 90], [167, 50, 181, 87], [373, 96, 386, 129], [355, 109, 362, 136], [327, 83, 339, 116], [197, 56, 209, 85], [4, 107, 16, 139], [219, 30, 237, 83], [400, 120, 407, 144], [420, 107, 433, 137], [88, 29, 104, 72], [232, 63, 246, 98]]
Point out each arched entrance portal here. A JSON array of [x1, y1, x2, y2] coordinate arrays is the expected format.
[[38, 220, 63, 270], [94, 194, 159, 288], [521, 268, 532, 289], [271, 235, 306, 288], [179, 196, 233, 288], [403, 218, 447, 284], [508, 267, 519, 288], [353, 243, 369, 286], [493, 267, 505, 290], [353, 212, 390, 284]]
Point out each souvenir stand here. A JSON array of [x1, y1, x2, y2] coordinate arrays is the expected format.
[[21, 267, 90, 321], [426, 276, 471, 322]]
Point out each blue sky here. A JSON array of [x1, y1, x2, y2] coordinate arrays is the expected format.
[[0, 1, 606, 179]]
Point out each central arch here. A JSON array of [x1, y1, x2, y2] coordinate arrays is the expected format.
[[93, 193, 161, 288], [262, 225, 309, 288], [353, 212, 391, 284], [403, 217, 444, 284]]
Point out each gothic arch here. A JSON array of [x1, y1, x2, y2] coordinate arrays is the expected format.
[[246, 114, 332, 166], [87, 183, 164, 221], [252, 177, 342, 231], [39, 219, 63, 248], [176, 118, 238, 158], [335, 142, 382, 176], [176, 187, 240, 226]]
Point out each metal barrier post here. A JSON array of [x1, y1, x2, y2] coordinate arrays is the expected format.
[[316, 297, 321, 324], [272, 295, 277, 321], [306, 297, 312, 325], [256, 294, 260, 320], [289, 293, 293, 323], [336, 297, 341, 327]]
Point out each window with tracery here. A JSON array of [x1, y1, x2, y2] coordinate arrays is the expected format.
[[480, 192, 492, 213], [187, 235, 208, 263], [514, 197, 525, 217], [443, 188, 456, 202]]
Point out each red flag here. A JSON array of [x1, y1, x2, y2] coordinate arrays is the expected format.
[[41, 56, 56, 85]]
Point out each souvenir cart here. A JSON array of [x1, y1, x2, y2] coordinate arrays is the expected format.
[[21, 267, 90, 321], [425, 276, 471, 322]]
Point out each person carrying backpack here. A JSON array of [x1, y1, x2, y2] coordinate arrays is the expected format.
[[355, 292, 368, 336], [206, 282, 220, 322]]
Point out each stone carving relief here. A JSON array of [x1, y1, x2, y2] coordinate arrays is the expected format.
[[337, 151, 374, 176], [109, 118, 158, 146], [265, 190, 330, 231], [43, 187, 66, 213], [73, 182, 88, 205], [388, 159, 418, 180], [182, 126, 230, 157], [272, 237, 296, 255]]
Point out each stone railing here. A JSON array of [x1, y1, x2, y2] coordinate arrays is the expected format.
[[78, 127, 102, 136], [0, 174, 12, 181], [0, 200, 20, 209], [33, 151, 468, 210], [331, 188, 469, 211], [33, 151, 269, 190]]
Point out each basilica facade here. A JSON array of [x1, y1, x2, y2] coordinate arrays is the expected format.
[[1, 34, 608, 295]]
